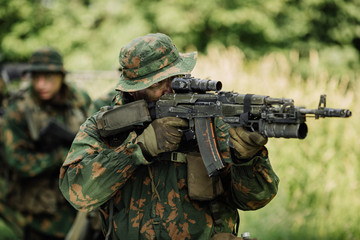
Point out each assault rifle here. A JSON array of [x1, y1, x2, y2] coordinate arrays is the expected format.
[[97, 75, 352, 177]]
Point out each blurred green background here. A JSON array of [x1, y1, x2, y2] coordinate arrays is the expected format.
[[1, 1, 359, 239], [1, 0, 360, 72]]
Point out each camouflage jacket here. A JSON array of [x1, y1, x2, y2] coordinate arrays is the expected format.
[[59, 91, 279, 240], [1, 82, 91, 238]]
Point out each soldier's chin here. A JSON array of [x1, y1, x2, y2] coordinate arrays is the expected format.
[[38, 92, 52, 101]]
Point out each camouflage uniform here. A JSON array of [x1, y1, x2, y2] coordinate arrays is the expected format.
[[1, 77, 19, 239], [0, 77, 7, 143], [1, 47, 91, 239], [0, 77, 7, 109], [59, 33, 279, 240]]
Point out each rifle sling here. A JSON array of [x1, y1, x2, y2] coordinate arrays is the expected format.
[[155, 152, 187, 163], [244, 94, 254, 113], [239, 94, 254, 126]]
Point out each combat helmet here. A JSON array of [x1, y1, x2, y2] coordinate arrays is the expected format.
[[116, 33, 197, 92], [25, 47, 66, 75]]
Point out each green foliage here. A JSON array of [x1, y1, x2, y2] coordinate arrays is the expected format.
[[224, 50, 360, 240], [1, 0, 360, 72], [0, 0, 52, 61], [0, 218, 17, 240]]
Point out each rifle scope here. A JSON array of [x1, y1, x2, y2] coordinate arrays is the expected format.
[[172, 76, 222, 93]]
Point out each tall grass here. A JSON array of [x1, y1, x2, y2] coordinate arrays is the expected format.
[[70, 47, 359, 240], [193, 46, 359, 240]]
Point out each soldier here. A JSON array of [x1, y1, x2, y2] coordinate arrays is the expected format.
[[0, 77, 7, 110], [59, 33, 279, 240], [1, 47, 91, 239], [0, 76, 7, 118]]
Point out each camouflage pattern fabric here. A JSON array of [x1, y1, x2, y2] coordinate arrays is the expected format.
[[1, 82, 91, 239], [59, 93, 279, 240], [0, 77, 7, 109], [0, 77, 6, 152], [24, 47, 66, 74], [0, 77, 17, 239], [116, 33, 197, 92]]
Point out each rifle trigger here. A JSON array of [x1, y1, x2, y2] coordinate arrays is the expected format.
[[183, 129, 196, 141]]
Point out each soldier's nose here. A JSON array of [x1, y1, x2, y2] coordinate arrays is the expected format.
[[163, 79, 173, 94]]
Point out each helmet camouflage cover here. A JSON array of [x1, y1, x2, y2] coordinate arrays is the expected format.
[[26, 47, 66, 74], [116, 33, 197, 92]]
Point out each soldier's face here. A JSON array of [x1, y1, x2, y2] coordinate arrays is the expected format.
[[130, 77, 173, 102], [32, 72, 63, 101]]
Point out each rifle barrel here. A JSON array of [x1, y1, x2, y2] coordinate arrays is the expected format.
[[299, 108, 352, 118]]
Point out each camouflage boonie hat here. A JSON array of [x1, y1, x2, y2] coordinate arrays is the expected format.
[[26, 47, 66, 74], [116, 33, 197, 92]]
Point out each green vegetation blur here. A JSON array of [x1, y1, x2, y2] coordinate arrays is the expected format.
[[1, 1, 359, 239], [195, 48, 359, 240], [1, 0, 360, 74]]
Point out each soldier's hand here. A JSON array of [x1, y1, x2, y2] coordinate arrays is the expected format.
[[137, 117, 188, 156], [229, 127, 268, 159]]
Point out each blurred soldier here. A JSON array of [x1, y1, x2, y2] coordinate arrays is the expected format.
[[0, 76, 7, 126], [0, 74, 9, 112], [1, 63, 30, 92], [0, 76, 18, 239], [0, 47, 91, 239], [59, 33, 279, 239], [0, 77, 6, 106]]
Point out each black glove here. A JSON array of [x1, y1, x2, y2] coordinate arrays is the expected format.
[[36, 119, 76, 151]]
